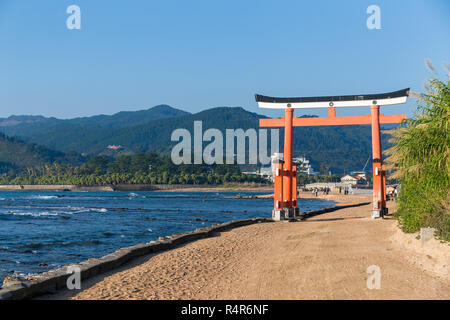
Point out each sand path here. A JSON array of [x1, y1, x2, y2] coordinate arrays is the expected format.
[[44, 195, 449, 300]]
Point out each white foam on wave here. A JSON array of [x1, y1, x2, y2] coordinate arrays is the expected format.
[[1, 205, 106, 217], [62, 206, 88, 214], [12, 211, 59, 217], [29, 195, 58, 200], [66, 206, 85, 210], [49, 206, 88, 214]]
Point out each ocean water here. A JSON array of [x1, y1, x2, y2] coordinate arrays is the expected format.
[[0, 191, 335, 285]]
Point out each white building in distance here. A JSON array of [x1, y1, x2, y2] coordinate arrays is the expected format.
[[341, 174, 367, 185], [293, 156, 317, 175], [257, 153, 317, 181]]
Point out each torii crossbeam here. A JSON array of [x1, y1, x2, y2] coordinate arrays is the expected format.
[[256, 88, 409, 220]]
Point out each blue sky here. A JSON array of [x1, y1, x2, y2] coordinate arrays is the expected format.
[[0, 0, 448, 119]]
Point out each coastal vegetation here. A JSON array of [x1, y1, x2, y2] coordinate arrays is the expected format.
[[386, 74, 449, 240], [0, 132, 83, 176], [0, 146, 344, 187], [0, 153, 268, 186]]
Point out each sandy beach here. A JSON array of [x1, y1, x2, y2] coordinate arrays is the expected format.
[[41, 193, 450, 300]]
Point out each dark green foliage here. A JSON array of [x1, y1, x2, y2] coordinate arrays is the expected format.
[[0, 133, 84, 173], [67, 104, 189, 129], [0, 153, 268, 186], [0, 105, 189, 154], [385, 77, 449, 241]]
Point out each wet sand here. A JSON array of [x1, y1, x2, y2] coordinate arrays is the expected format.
[[42, 194, 450, 300]]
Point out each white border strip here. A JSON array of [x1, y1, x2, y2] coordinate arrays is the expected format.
[[257, 96, 407, 109]]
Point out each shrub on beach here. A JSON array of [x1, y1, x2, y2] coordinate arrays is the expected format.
[[385, 74, 449, 241]]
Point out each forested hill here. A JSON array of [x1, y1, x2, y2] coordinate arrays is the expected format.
[[0, 105, 189, 130], [0, 105, 395, 174], [0, 133, 83, 174], [66, 104, 190, 129]]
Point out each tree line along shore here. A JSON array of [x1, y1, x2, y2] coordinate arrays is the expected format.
[[0, 183, 273, 192], [0, 151, 344, 187]]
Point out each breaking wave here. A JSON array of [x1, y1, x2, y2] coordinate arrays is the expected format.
[[28, 195, 58, 200]]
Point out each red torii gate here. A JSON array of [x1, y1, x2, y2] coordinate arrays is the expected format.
[[255, 88, 409, 220]]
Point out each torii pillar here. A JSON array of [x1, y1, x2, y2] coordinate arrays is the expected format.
[[273, 107, 299, 220], [256, 89, 409, 220]]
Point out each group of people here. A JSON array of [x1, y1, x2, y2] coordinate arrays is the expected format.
[[308, 185, 355, 197], [311, 186, 331, 197], [338, 186, 352, 195]]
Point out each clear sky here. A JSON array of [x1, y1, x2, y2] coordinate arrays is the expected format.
[[0, 0, 448, 119]]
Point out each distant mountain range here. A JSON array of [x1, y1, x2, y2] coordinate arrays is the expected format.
[[0, 105, 189, 129], [0, 105, 395, 174]]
